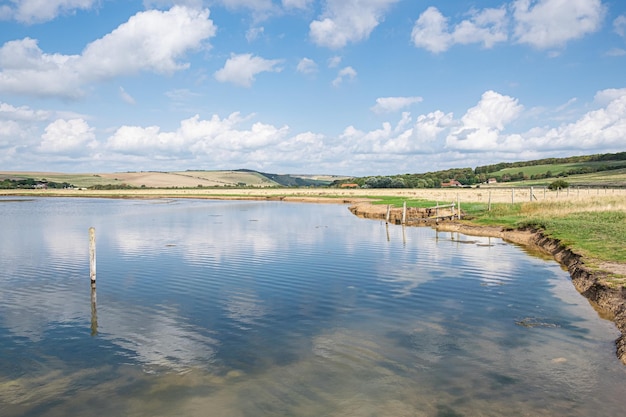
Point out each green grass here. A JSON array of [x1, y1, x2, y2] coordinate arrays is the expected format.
[[517, 211, 626, 263], [376, 197, 626, 269]]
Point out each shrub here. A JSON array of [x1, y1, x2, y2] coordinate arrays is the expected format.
[[548, 179, 569, 190]]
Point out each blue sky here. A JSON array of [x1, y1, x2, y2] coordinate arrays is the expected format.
[[0, 0, 625, 176]]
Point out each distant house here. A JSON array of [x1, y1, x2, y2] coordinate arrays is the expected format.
[[441, 180, 462, 188], [341, 183, 360, 188], [487, 178, 497, 184]]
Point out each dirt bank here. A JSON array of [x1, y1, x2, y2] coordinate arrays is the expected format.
[[349, 201, 626, 365]]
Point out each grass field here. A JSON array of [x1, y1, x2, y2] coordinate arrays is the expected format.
[[494, 161, 626, 177]]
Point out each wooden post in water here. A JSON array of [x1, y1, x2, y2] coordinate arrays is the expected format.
[[89, 227, 96, 285], [402, 201, 407, 224], [386, 204, 391, 224], [90, 287, 98, 336]]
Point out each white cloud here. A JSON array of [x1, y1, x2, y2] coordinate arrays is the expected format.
[[594, 88, 626, 105], [0, 102, 49, 121], [512, 0, 605, 49], [614, 15, 626, 38], [446, 91, 524, 151], [246, 26, 265, 42], [0, 102, 52, 151], [309, 0, 399, 49], [214, 53, 283, 87], [0, 6, 216, 98], [332, 66, 357, 87], [119, 87, 136, 105], [296, 57, 318, 74], [38, 118, 96, 154], [339, 110, 453, 156], [411, 6, 508, 53], [80, 6, 215, 77], [106, 113, 289, 157], [282, 0, 313, 9], [327, 55, 342, 68], [4, 0, 97, 24], [371, 96, 423, 114]]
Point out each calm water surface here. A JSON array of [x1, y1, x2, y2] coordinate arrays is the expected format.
[[0, 197, 625, 416]]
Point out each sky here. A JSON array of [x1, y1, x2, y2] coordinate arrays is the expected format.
[[0, 0, 625, 176]]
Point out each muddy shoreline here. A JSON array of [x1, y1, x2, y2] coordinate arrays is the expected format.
[[348, 201, 626, 364]]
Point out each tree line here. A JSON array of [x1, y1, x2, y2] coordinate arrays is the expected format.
[[331, 152, 626, 189], [0, 178, 73, 189]]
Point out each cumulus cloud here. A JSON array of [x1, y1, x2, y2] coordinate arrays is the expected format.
[[0, 102, 49, 121], [38, 118, 96, 154], [512, 0, 605, 49], [296, 57, 318, 74], [214, 53, 283, 87], [0, 102, 51, 150], [106, 113, 289, 157], [411, 6, 508, 53], [371, 96, 423, 114], [445, 91, 524, 151], [2, 0, 97, 24], [332, 66, 357, 87], [594, 88, 626, 105], [413, 1, 605, 53], [0, 6, 216, 98], [310, 0, 399, 49], [340, 110, 454, 156]]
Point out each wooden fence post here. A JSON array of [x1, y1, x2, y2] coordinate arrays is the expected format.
[[488, 191, 492, 211], [89, 227, 96, 285]]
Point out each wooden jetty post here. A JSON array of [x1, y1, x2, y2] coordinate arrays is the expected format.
[[89, 227, 96, 285], [386, 204, 391, 224]]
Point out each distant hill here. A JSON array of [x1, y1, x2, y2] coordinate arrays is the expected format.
[[332, 151, 626, 188], [235, 169, 342, 187], [0, 169, 349, 189], [2, 152, 625, 190]]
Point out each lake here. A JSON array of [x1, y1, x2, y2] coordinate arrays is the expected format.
[[1, 197, 625, 417]]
